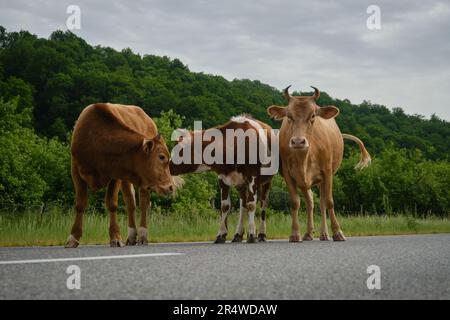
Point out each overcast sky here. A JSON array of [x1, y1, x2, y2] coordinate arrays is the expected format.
[[1, 0, 449, 120]]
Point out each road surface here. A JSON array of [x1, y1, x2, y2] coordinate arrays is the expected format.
[[0, 234, 449, 300]]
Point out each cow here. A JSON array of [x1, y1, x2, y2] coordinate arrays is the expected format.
[[169, 115, 276, 243], [65, 103, 178, 248], [267, 86, 371, 242]]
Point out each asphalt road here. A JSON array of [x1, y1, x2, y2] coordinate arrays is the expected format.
[[0, 234, 449, 300]]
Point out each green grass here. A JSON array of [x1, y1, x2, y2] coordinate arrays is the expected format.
[[0, 209, 449, 247]]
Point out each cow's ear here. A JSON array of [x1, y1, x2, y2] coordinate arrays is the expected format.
[[267, 105, 287, 121], [143, 139, 155, 154], [316, 106, 340, 119]]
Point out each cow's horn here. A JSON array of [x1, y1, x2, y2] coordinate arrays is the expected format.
[[311, 86, 320, 100], [283, 85, 292, 101]]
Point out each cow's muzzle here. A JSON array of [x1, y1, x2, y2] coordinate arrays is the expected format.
[[289, 137, 309, 150], [155, 184, 174, 196], [145, 184, 174, 195]]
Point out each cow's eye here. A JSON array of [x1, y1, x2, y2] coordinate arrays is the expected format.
[[159, 154, 166, 161]]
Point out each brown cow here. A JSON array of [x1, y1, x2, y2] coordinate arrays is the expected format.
[[170, 115, 276, 243], [267, 86, 371, 242], [65, 103, 177, 248]]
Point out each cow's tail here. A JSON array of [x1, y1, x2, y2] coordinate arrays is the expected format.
[[342, 134, 372, 170]]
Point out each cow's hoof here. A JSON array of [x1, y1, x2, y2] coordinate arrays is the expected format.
[[289, 234, 302, 243], [302, 233, 314, 241], [126, 228, 137, 246], [247, 234, 257, 243], [258, 233, 267, 242], [137, 238, 149, 246], [65, 241, 79, 249], [231, 233, 243, 243], [65, 235, 79, 248], [332, 231, 346, 242], [110, 239, 125, 247], [126, 238, 137, 246], [319, 234, 330, 241], [214, 234, 227, 244]]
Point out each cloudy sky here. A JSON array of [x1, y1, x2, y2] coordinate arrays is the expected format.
[[1, 0, 450, 120]]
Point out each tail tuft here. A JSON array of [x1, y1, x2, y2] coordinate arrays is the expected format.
[[171, 176, 185, 195], [342, 134, 372, 170]]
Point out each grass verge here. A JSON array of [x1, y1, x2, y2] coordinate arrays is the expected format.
[[0, 209, 449, 247]]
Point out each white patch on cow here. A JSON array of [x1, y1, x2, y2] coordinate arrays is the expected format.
[[260, 197, 268, 234], [230, 115, 261, 130], [66, 234, 79, 244], [247, 197, 257, 236], [235, 199, 246, 236], [127, 227, 137, 239], [231, 116, 265, 140], [230, 115, 249, 123], [259, 218, 266, 235], [217, 211, 229, 236], [220, 184, 231, 213], [138, 227, 147, 238], [194, 164, 211, 173], [230, 115, 269, 164], [248, 176, 256, 193], [127, 183, 136, 200], [219, 174, 229, 185], [219, 171, 245, 187], [221, 198, 231, 211]]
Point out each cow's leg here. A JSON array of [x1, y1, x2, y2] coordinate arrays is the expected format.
[[258, 181, 271, 242], [301, 188, 314, 241], [285, 175, 301, 243], [319, 185, 330, 241], [138, 188, 151, 245], [246, 177, 258, 243], [215, 180, 231, 244], [66, 163, 88, 248], [122, 181, 137, 246], [105, 179, 124, 247], [232, 186, 247, 243], [322, 173, 346, 241]]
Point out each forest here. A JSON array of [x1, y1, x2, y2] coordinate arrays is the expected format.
[[0, 26, 449, 217]]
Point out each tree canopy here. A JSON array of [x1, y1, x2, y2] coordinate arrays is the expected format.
[[0, 27, 447, 160]]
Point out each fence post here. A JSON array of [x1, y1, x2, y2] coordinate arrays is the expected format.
[[39, 202, 46, 223]]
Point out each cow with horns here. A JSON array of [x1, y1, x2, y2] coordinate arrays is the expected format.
[[267, 86, 371, 242]]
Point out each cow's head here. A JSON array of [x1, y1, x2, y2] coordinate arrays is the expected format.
[[137, 133, 176, 195], [267, 86, 339, 151]]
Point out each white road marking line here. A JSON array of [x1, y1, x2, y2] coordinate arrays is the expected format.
[[0, 253, 183, 265]]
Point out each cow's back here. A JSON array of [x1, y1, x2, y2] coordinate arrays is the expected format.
[[71, 103, 157, 188], [103, 103, 157, 138], [220, 116, 275, 176]]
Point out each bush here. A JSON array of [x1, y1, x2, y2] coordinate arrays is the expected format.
[[0, 99, 72, 206], [335, 147, 450, 216], [170, 172, 218, 218]]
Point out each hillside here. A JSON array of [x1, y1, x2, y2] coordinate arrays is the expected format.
[[1, 27, 448, 160], [0, 27, 449, 215]]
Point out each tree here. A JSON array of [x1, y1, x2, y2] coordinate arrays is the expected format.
[[0, 99, 72, 205]]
